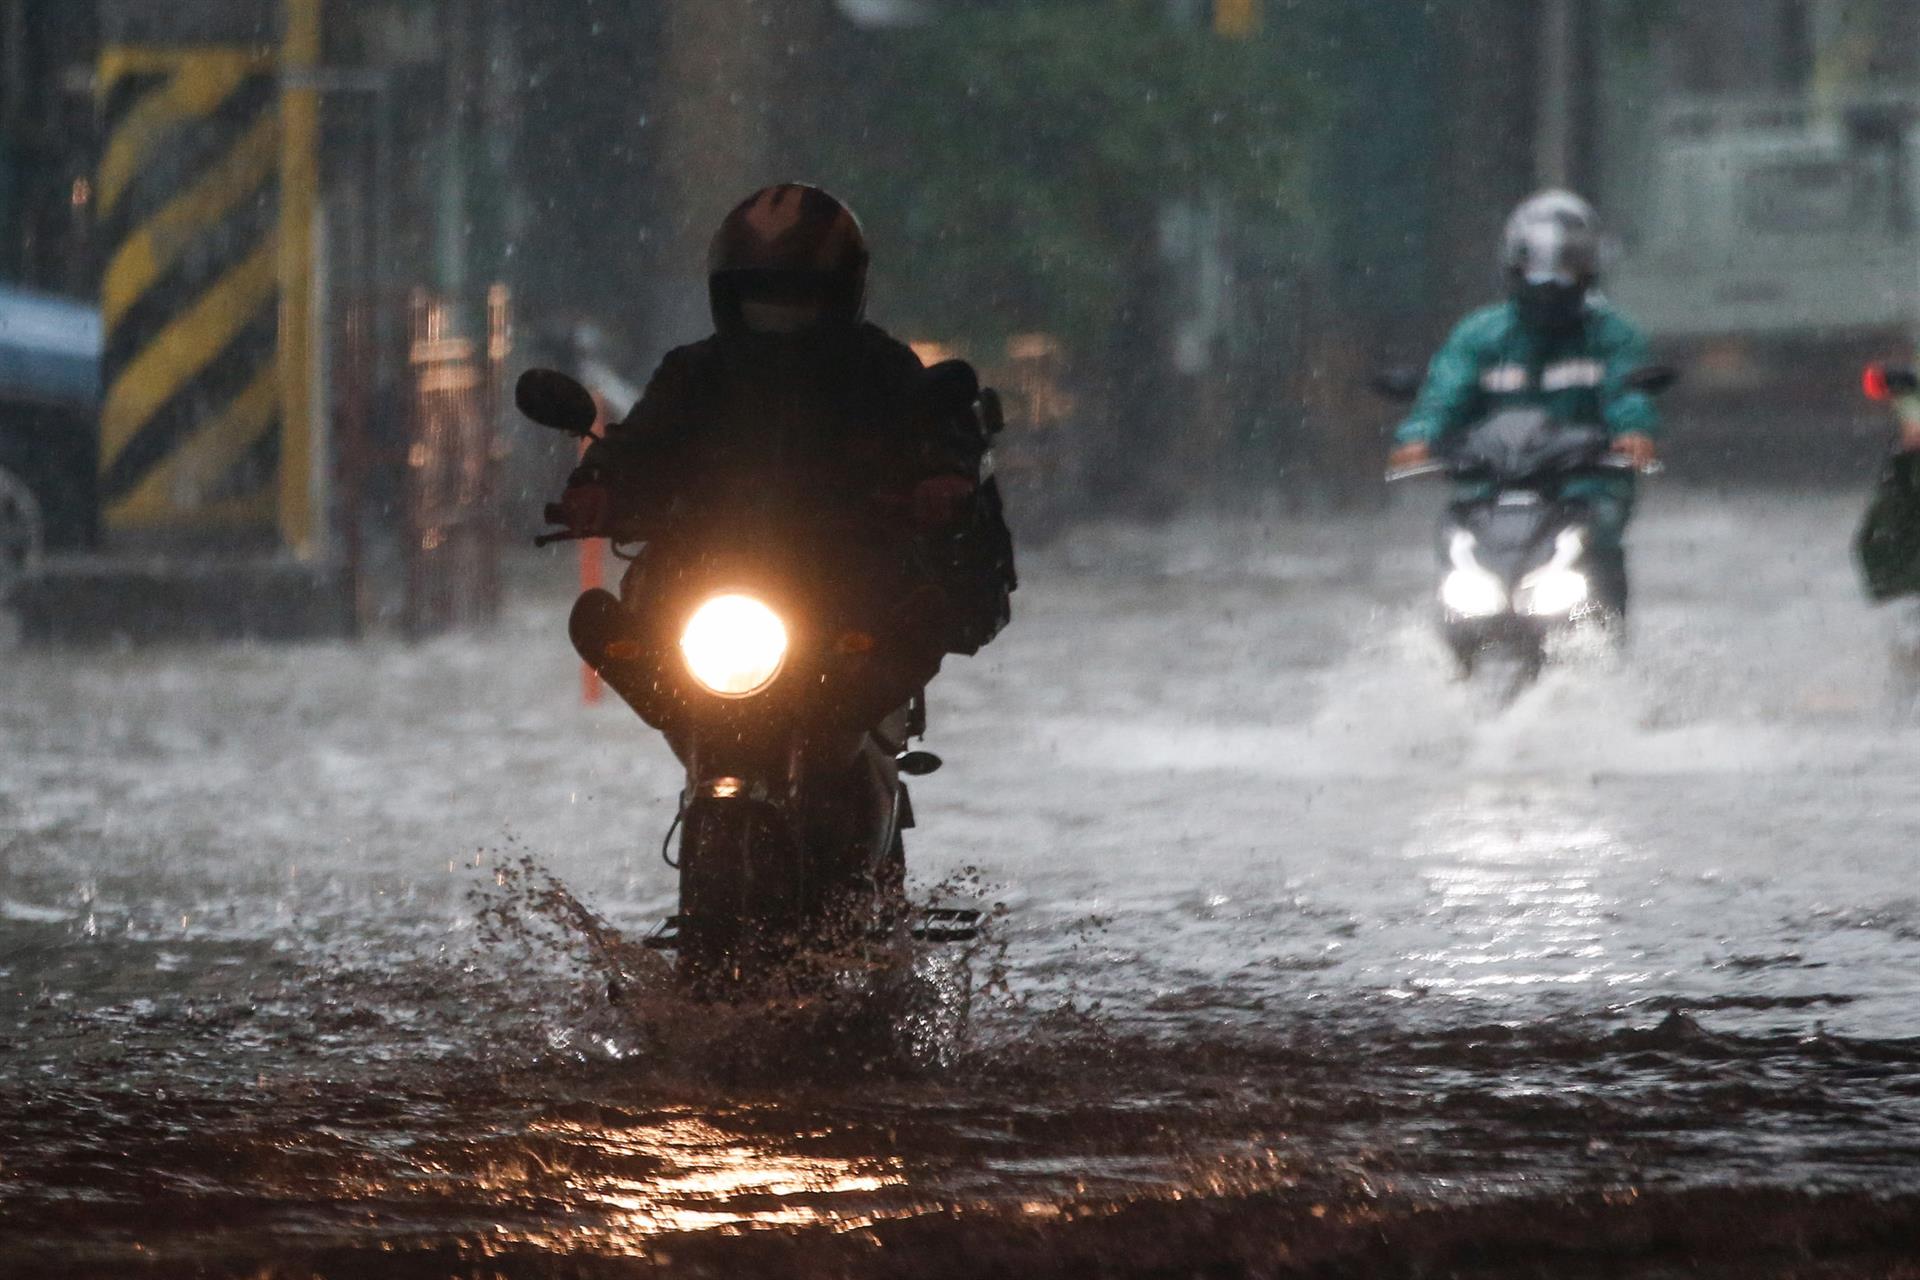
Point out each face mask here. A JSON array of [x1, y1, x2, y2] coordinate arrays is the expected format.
[[740, 300, 825, 334], [1515, 278, 1588, 334]]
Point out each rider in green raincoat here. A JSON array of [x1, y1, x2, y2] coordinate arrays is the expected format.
[[1391, 191, 1660, 614]]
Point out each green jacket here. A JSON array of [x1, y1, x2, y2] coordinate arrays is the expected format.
[[1395, 299, 1660, 449]]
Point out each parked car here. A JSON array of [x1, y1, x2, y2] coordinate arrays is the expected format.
[[0, 283, 100, 587]]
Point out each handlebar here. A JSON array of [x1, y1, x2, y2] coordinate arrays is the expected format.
[[535, 502, 584, 546], [535, 482, 951, 548], [1384, 456, 1662, 483]]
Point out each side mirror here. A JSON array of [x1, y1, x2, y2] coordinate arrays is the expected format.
[[897, 750, 943, 777], [514, 368, 599, 436], [1624, 364, 1679, 396], [1864, 363, 1919, 402], [1366, 366, 1424, 404]]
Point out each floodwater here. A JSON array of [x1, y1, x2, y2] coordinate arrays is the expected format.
[[4, 490, 1920, 1277]]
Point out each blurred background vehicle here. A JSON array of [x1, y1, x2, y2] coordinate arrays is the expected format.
[[0, 284, 99, 583]]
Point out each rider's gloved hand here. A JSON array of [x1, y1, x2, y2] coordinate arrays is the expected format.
[[1388, 441, 1432, 471], [1612, 432, 1657, 470], [911, 473, 976, 531], [556, 482, 611, 535]]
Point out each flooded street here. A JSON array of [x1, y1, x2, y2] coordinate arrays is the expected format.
[[5, 489, 1920, 1277]]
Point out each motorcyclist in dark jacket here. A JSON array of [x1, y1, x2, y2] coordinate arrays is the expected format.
[[556, 184, 1012, 740], [559, 184, 982, 543]]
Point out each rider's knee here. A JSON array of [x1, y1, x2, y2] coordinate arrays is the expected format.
[[568, 588, 623, 667]]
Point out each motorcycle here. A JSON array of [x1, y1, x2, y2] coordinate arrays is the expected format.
[[1374, 365, 1674, 696], [516, 368, 986, 995]]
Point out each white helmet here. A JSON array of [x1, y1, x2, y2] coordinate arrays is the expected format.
[[1500, 189, 1600, 287]]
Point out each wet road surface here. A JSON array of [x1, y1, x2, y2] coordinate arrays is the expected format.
[[4, 490, 1920, 1276]]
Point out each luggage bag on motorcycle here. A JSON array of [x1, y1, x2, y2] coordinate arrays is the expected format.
[[919, 367, 1017, 656]]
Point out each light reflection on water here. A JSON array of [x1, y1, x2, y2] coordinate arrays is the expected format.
[[1399, 785, 1643, 998], [535, 1113, 907, 1240]]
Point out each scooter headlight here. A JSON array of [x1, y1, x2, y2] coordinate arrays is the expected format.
[[679, 594, 788, 698], [1441, 531, 1507, 618], [1441, 567, 1508, 618], [1515, 528, 1590, 617], [1517, 567, 1589, 616]]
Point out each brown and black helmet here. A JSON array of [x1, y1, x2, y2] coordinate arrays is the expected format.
[[707, 183, 870, 334]]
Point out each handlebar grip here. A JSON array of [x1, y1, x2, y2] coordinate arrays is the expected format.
[[1599, 456, 1664, 476]]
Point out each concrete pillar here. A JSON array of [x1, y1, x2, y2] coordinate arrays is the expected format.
[[1535, 0, 1574, 188]]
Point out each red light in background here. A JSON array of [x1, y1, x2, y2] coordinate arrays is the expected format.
[[1865, 364, 1892, 402]]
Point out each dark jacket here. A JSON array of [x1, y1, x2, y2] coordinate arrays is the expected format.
[[1859, 451, 1920, 602], [571, 322, 980, 525], [572, 321, 1014, 655]]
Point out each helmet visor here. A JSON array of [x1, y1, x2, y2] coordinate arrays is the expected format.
[[1510, 219, 1597, 287], [715, 267, 849, 334], [740, 299, 826, 334]]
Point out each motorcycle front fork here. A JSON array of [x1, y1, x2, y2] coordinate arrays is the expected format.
[[680, 724, 906, 910]]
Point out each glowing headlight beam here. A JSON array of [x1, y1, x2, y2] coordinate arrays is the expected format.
[[1517, 568, 1589, 616], [679, 594, 788, 698], [1517, 528, 1590, 616], [1443, 531, 1507, 618]]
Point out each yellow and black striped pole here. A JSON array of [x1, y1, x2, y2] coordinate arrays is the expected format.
[[279, 0, 318, 556], [96, 0, 318, 552]]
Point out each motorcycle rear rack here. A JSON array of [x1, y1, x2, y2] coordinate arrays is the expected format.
[[641, 906, 982, 951]]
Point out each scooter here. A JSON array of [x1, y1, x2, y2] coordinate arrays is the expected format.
[[517, 369, 983, 995], [1375, 366, 1673, 696]]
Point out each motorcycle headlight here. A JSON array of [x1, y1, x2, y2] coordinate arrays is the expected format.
[[1441, 567, 1507, 618], [1517, 567, 1589, 616], [679, 594, 788, 698], [1442, 529, 1507, 618], [1516, 528, 1589, 617]]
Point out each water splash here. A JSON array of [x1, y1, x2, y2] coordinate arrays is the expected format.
[[467, 853, 998, 1080]]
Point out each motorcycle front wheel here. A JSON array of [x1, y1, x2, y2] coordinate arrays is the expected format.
[[1454, 629, 1544, 710], [675, 798, 806, 995]]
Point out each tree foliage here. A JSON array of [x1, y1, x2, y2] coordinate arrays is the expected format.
[[812, 1, 1319, 350]]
